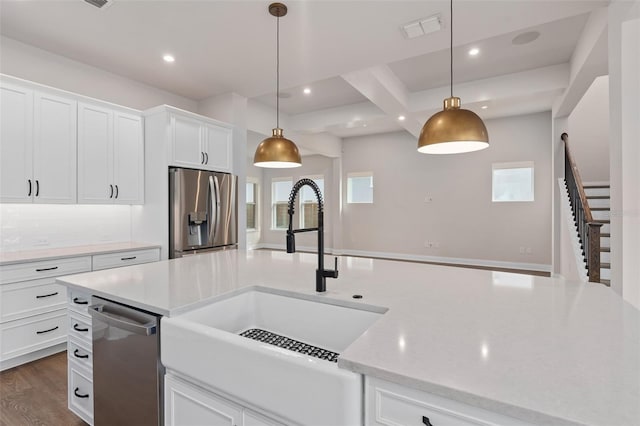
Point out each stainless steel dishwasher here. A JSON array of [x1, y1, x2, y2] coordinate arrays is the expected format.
[[89, 296, 163, 426]]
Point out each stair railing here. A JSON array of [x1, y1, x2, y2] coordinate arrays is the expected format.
[[561, 133, 602, 283]]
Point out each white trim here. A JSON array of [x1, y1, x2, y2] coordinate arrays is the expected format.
[[582, 181, 610, 187], [253, 244, 551, 272]]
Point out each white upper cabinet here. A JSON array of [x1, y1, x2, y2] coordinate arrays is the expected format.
[[1, 80, 77, 204], [171, 114, 204, 168], [169, 112, 233, 173], [112, 112, 144, 204], [78, 101, 143, 204], [204, 123, 232, 172], [0, 83, 33, 203]]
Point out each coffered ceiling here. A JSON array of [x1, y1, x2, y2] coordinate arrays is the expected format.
[[0, 0, 609, 138]]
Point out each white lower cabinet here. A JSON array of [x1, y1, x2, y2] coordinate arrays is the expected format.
[[165, 374, 285, 426], [366, 377, 533, 426], [68, 358, 94, 425]]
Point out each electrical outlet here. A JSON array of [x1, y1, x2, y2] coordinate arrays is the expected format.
[[519, 247, 525, 254], [424, 196, 433, 203], [526, 247, 532, 254], [424, 241, 433, 248], [34, 238, 49, 246]]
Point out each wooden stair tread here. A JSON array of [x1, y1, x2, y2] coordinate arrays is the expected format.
[[584, 185, 610, 189], [601, 233, 610, 237], [600, 247, 610, 252], [590, 207, 610, 211], [586, 195, 610, 199], [601, 262, 611, 269], [600, 279, 611, 286], [594, 220, 610, 224]]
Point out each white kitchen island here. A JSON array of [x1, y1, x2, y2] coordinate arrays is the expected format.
[[57, 249, 640, 426]]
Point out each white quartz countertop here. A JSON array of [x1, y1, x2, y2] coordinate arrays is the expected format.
[[0, 241, 161, 265], [56, 249, 639, 426]]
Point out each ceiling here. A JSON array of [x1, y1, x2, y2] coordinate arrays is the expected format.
[[0, 0, 608, 140]]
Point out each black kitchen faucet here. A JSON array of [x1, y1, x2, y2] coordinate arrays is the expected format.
[[286, 178, 339, 292]]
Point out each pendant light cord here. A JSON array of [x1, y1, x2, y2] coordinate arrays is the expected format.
[[276, 15, 280, 129], [450, 0, 453, 98]]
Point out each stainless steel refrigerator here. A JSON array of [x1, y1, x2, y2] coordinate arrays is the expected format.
[[169, 167, 237, 258]]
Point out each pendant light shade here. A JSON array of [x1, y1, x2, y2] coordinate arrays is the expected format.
[[417, 97, 488, 154], [253, 127, 301, 168], [418, 0, 489, 155], [254, 2, 302, 168]]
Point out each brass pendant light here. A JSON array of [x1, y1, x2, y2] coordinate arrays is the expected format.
[[254, 2, 302, 168], [418, 0, 489, 154]]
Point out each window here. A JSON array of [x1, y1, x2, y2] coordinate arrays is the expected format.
[[347, 172, 373, 204], [300, 177, 324, 229], [246, 180, 258, 231], [272, 179, 292, 229], [492, 162, 534, 202]]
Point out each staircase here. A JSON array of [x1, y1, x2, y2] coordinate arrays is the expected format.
[[584, 184, 611, 285]]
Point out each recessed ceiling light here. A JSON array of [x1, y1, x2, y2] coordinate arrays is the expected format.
[[303, 87, 311, 95], [512, 31, 540, 45], [398, 115, 406, 121], [481, 105, 488, 109], [468, 48, 480, 56], [163, 54, 175, 63]]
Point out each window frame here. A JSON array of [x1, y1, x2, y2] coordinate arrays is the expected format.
[[298, 175, 325, 229], [245, 178, 259, 232], [346, 172, 374, 204], [491, 161, 535, 203], [271, 177, 293, 230]]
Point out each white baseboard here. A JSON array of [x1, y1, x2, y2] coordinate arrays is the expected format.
[[253, 244, 551, 273]]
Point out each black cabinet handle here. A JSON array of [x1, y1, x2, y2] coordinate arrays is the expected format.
[[73, 297, 88, 305], [35, 180, 39, 197], [205, 152, 209, 164], [36, 291, 59, 299], [73, 324, 89, 332], [36, 326, 59, 335], [73, 349, 89, 359], [109, 184, 114, 198], [121, 256, 137, 261], [74, 388, 89, 399], [422, 416, 433, 426], [115, 184, 119, 198], [201, 152, 205, 164], [35, 266, 58, 272], [28, 179, 32, 196]]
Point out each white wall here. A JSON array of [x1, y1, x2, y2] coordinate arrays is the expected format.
[[0, 204, 131, 252], [0, 36, 198, 112], [340, 112, 552, 269], [608, 0, 640, 308], [568, 75, 610, 183], [246, 132, 265, 249], [259, 155, 336, 251]]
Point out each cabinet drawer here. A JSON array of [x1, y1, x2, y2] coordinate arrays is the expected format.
[[68, 312, 92, 345], [67, 288, 91, 316], [0, 256, 91, 284], [68, 338, 92, 371], [92, 248, 160, 271], [68, 360, 93, 425], [367, 378, 532, 426], [1, 278, 67, 322], [0, 310, 67, 361]]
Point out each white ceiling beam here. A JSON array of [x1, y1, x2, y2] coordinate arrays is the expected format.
[[409, 63, 570, 114], [341, 65, 421, 137], [288, 101, 384, 133], [552, 7, 608, 118]]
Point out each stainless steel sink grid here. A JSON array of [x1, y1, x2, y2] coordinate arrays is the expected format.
[[239, 328, 339, 363]]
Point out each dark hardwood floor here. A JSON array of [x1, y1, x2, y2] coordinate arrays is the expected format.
[[0, 352, 85, 426]]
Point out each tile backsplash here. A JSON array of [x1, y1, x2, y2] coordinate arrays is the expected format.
[[0, 204, 132, 252]]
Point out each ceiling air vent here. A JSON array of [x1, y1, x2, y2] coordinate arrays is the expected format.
[[83, 0, 113, 9]]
